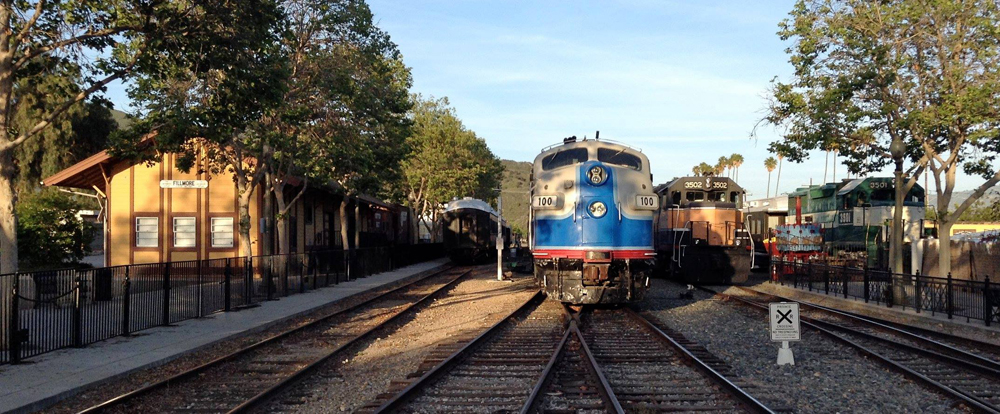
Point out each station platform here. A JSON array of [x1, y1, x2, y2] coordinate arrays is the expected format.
[[0, 258, 450, 414], [751, 280, 1000, 345]]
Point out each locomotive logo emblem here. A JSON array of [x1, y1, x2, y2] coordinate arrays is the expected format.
[[705, 177, 712, 188], [588, 166, 606, 185]]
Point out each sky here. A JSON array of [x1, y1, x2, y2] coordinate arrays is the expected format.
[[101, 0, 982, 199], [364, 0, 981, 198]]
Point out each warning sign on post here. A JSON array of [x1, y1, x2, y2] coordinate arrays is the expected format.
[[769, 302, 800, 341]]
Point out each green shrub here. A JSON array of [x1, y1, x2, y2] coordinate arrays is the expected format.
[[17, 190, 96, 270]]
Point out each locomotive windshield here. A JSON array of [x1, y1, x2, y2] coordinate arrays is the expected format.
[[541, 148, 588, 170], [597, 148, 642, 170]]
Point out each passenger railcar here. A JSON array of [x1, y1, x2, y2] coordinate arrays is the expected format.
[[655, 176, 752, 284], [442, 197, 509, 264], [530, 136, 656, 304]]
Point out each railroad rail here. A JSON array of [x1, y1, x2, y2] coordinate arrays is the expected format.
[[369, 292, 568, 413], [371, 295, 772, 413], [77, 266, 471, 414], [702, 285, 1000, 414], [580, 308, 773, 413]]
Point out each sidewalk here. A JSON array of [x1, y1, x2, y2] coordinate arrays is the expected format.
[[752, 280, 1000, 345], [0, 258, 450, 414]]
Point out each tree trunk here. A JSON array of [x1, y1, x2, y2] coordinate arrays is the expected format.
[[938, 219, 953, 277], [261, 183, 274, 256], [274, 183, 290, 255], [766, 172, 772, 198], [0, 148, 16, 273], [354, 202, 361, 248], [339, 198, 350, 250], [237, 178, 255, 258], [775, 158, 783, 196]]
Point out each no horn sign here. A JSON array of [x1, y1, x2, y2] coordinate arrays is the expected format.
[[769, 302, 800, 341]]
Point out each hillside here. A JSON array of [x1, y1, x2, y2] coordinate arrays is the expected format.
[[500, 159, 531, 235], [111, 109, 133, 130]]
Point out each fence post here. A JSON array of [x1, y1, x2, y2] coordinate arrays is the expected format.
[[947, 272, 954, 320], [162, 262, 171, 326], [245, 256, 252, 305], [300, 255, 306, 294], [312, 254, 318, 290], [197, 259, 203, 318], [914, 272, 921, 314], [984, 276, 992, 327], [824, 266, 830, 295], [863, 265, 870, 303], [807, 262, 813, 292], [843, 267, 849, 299], [73, 276, 82, 347], [122, 269, 131, 336], [265, 257, 274, 301], [9, 279, 20, 364], [224, 259, 232, 312], [887, 272, 894, 308]]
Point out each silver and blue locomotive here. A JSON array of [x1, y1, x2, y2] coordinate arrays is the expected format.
[[529, 135, 657, 304]]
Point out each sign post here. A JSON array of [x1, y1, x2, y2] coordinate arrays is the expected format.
[[769, 302, 800, 366]]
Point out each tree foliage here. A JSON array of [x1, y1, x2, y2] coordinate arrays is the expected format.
[[16, 189, 95, 270], [400, 95, 504, 234], [254, 0, 413, 253], [759, 0, 1000, 275]]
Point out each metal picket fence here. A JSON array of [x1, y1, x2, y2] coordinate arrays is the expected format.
[[771, 260, 999, 327], [0, 244, 443, 364]]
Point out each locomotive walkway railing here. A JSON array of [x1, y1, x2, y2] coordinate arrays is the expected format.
[[0, 244, 444, 365], [770, 260, 1000, 328]]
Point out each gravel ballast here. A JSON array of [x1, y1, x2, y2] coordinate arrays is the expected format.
[[639, 279, 966, 413], [258, 267, 537, 413]]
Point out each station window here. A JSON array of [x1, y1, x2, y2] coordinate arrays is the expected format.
[[135, 217, 159, 248], [211, 217, 235, 248], [173, 217, 196, 248]]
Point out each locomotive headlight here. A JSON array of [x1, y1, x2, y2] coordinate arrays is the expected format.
[[587, 166, 606, 185], [589, 201, 607, 218]]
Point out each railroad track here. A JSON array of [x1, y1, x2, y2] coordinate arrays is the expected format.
[[577, 308, 772, 413], [77, 266, 472, 414], [704, 285, 1000, 414], [366, 292, 568, 413], [369, 294, 772, 413]]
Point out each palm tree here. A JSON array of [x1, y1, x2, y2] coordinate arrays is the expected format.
[[697, 162, 714, 177], [730, 153, 744, 182], [774, 153, 784, 196], [764, 157, 777, 197], [716, 156, 728, 177], [692, 165, 700, 176]]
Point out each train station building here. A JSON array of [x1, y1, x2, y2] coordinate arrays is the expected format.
[[42, 144, 412, 267]]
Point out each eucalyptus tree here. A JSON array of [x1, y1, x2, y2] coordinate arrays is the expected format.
[[759, 0, 1000, 276]]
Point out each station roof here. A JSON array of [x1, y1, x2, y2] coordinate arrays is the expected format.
[[41, 149, 118, 190]]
